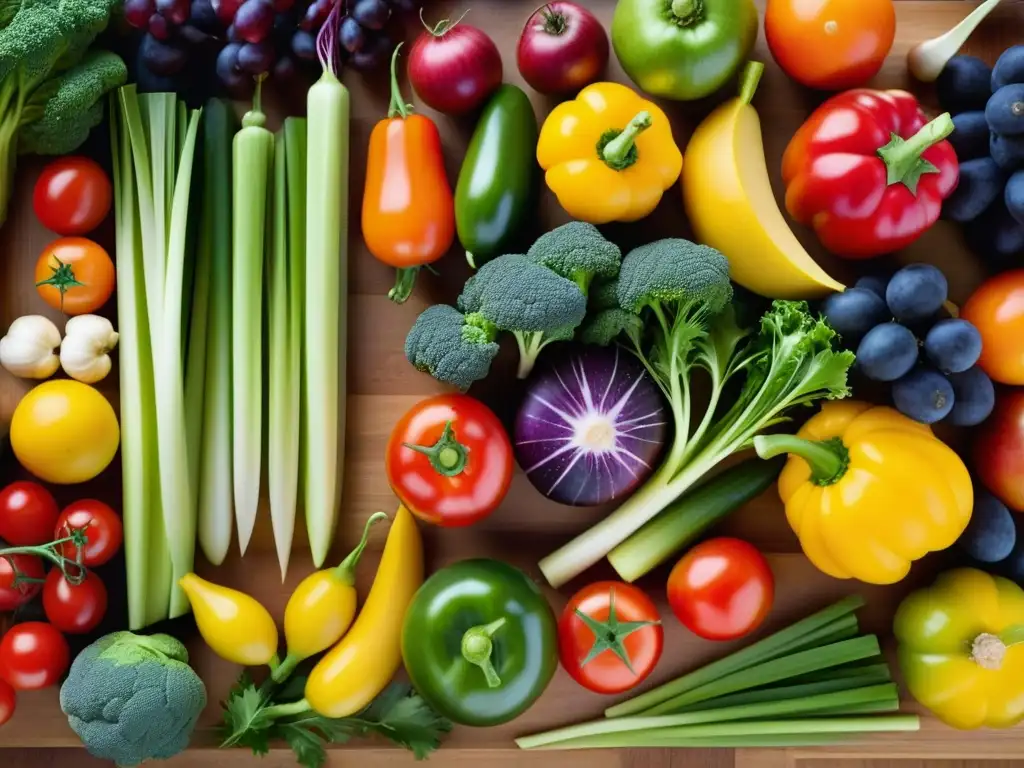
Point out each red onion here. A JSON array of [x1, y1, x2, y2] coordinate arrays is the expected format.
[[517, 1, 609, 95], [408, 9, 503, 115]]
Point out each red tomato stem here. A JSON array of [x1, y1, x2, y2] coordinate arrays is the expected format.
[[876, 112, 954, 195], [461, 617, 507, 688], [574, 589, 660, 674], [402, 420, 469, 477], [0, 529, 90, 585], [34, 256, 85, 313]]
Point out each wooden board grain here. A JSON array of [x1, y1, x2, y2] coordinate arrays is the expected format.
[[0, 0, 1019, 763]]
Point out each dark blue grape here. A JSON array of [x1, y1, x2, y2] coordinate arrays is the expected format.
[[291, 29, 316, 60], [961, 485, 1016, 563], [937, 55, 991, 115], [950, 111, 991, 161], [351, 0, 389, 30], [993, 45, 1024, 91], [349, 32, 391, 71], [1006, 169, 1024, 225], [892, 368, 955, 424], [820, 288, 890, 344], [233, 0, 275, 43], [140, 32, 188, 75], [991, 132, 1024, 171], [340, 15, 366, 53], [855, 323, 919, 382], [923, 318, 983, 374], [854, 274, 888, 301], [1000, 532, 1024, 584], [215, 41, 243, 80], [987, 84, 1024, 136], [947, 366, 996, 426], [966, 198, 1024, 265], [885, 264, 948, 324], [943, 157, 1004, 223], [237, 40, 275, 74], [189, 0, 221, 31]]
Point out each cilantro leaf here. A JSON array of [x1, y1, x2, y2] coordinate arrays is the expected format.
[[280, 721, 330, 768], [220, 671, 273, 752]]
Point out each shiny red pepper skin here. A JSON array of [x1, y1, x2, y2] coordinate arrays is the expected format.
[[781, 89, 959, 260]]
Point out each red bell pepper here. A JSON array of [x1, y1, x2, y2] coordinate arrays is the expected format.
[[781, 89, 959, 260]]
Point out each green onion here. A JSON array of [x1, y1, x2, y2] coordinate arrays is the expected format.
[[304, 14, 350, 567], [232, 81, 274, 554], [606, 595, 864, 718], [268, 117, 306, 579], [195, 98, 235, 566]]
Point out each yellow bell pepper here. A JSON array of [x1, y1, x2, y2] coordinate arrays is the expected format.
[[895, 568, 1024, 729], [536, 82, 682, 224], [753, 401, 972, 585]]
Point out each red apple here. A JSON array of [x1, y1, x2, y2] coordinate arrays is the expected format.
[[517, 2, 609, 94], [974, 388, 1024, 511]]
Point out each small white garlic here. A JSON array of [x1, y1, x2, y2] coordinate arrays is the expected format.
[[0, 315, 61, 379], [60, 315, 119, 384]]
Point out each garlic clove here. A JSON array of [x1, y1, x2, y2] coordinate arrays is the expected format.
[[60, 314, 119, 384], [0, 315, 61, 379]]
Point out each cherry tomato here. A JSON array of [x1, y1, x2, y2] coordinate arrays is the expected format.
[[0, 481, 59, 546], [42, 569, 108, 635], [668, 538, 774, 641], [0, 555, 45, 611], [962, 269, 1024, 385], [32, 156, 112, 236], [34, 237, 115, 315], [0, 678, 14, 726], [385, 394, 513, 527], [558, 581, 663, 695], [765, 0, 896, 90], [55, 500, 123, 567], [0, 622, 70, 690], [973, 389, 1024, 510]]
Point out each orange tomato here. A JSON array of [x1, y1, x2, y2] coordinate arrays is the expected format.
[[765, 0, 896, 90], [962, 269, 1024, 385], [34, 237, 115, 315]]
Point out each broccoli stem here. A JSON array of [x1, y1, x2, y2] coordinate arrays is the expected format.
[[0, 75, 22, 230], [514, 332, 548, 379]]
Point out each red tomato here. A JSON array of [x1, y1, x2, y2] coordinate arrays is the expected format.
[[0, 678, 14, 726], [668, 538, 774, 641], [974, 389, 1024, 510], [962, 269, 1024, 385], [42, 569, 108, 635], [385, 394, 513, 527], [0, 622, 69, 690], [0, 555, 45, 611], [765, 0, 895, 90], [55, 500, 123, 567], [0, 482, 60, 546], [558, 582, 663, 694], [32, 157, 112, 236]]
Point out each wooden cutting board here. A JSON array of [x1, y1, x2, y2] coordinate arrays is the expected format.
[[1, 0, 1021, 764]]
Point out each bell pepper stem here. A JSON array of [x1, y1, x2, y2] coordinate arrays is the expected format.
[[387, 43, 412, 119], [388, 267, 420, 303], [332, 511, 389, 585], [461, 617, 506, 689], [671, 0, 703, 25], [601, 111, 652, 171], [738, 61, 765, 106], [975, 625, 1024, 670], [403, 421, 469, 477], [876, 112, 954, 195], [270, 652, 301, 683], [753, 435, 850, 486]]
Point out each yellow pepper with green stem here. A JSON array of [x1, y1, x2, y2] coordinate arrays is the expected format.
[[536, 82, 682, 224], [753, 401, 972, 585], [895, 568, 1024, 729]]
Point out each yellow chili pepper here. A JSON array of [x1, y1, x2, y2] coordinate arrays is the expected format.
[[179, 573, 278, 666], [272, 512, 388, 683], [536, 81, 682, 224], [754, 400, 972, 585], [304, 504, 423, 718], [895, 568, 1024, 729]]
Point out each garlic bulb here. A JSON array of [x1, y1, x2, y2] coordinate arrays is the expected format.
[[0, 315, 61, 379], [60, 315, 119, 384]]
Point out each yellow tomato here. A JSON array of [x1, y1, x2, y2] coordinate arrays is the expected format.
[[11, 380, 119, 484]]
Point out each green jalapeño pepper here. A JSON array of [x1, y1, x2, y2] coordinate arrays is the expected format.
[[400, 558, 557, 727]]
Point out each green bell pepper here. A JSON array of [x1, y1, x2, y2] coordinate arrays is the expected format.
[[611, 0, 759, 101], [400, 558, 558, 727], [455, 85, 539, 269]]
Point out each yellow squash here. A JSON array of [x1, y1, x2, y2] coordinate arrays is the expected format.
[[682, 61, 843, 299], [304, 504, 424, 718], [754, 401, 972, 584], [179, 573, 279, 666], [537, 81, 682, 224], [273, 512, 387, 682]]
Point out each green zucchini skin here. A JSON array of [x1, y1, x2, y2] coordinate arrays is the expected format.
[[455, 84, 540, 268]]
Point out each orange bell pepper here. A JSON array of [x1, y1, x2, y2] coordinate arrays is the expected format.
[[362, 45, 455, 304]]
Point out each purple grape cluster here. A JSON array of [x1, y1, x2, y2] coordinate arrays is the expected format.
[[821, 264, 995, 427], [124, 0, 417, 95]]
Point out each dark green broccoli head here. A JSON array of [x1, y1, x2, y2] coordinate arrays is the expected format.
[[579, 308, 644, 347], [617, 239, 732, 315], [405, 304, 499, 392], [589, 279, 621, 312], [457, 254, 587, 333], [60, 632, 207, 768], [526, 221, 622, 295]]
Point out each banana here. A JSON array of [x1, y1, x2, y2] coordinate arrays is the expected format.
[[683, 62, 844, 299]]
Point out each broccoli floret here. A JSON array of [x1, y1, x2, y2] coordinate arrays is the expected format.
[[457, 254, 587, 379], [617, 239, 733, 315], [579, 307, 644, 347], [589, 278, 621, 312], [0, 0, 124, 225], [60, 632, 207, 767], [526, 221, 622, 296], [405, 304, 500, 392]]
